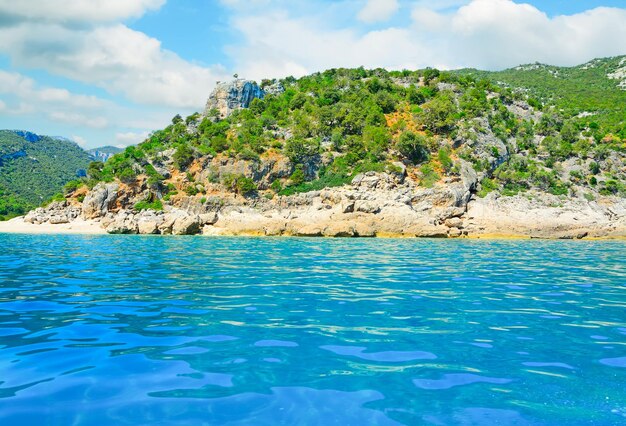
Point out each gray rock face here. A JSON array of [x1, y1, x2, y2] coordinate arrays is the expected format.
[[205, 79, 266, 118], [201, 155, 295, 190], [82, 183, 119, 219]]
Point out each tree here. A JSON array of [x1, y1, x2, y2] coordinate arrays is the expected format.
[[363, 126, 391, 160], [173, 144, 195, 170], [284, 138, 319, 164], [396, 131, 429, 164], [419, 92, 458, 132]]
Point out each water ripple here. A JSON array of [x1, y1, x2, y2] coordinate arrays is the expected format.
[[0, 235, 625, 425]]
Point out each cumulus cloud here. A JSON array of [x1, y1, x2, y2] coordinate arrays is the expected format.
[[357, 0, 399, 23], [427, 0, 626, 69], [0, 23, 227, 108], [229, 12, 428, 81], [50, 112, 108, 129], [115, 131, 151, 147], [72, 135, 88, 148], [0, 70, 109, 126], [226, 0, 626, 80], [0, 0, 165, 24]]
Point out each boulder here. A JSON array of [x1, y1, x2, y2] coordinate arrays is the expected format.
[[172, 215, 201, 235], [82, 183, 119, 219], [49, 215, 69, 225], [137, 219, 161, 235], [444, 217, 464, 228], [355, 201, 381, 214]]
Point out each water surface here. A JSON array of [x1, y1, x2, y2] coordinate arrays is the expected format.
[[0, 235, 625, 425]]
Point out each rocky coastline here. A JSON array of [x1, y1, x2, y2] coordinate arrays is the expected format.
[[2, 168, 624, 239]]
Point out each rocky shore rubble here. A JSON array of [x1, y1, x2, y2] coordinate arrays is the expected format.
[[19, 165, 626, 239]]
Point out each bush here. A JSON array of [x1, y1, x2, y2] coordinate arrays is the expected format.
[[419, 163, 440, 188], [222, 174, 257, 195], [290, 167, 306, 185], [134, 199, 163, 211], [478, 178, 497, 197], [397, 131, 429, 164], [284, 138, 319, 163], [42, 193, 65, 207], [173, 144, 195, 170], [63, 179, 83, 195], [117, 167, 137, 184], [438, 148, 453, 172]]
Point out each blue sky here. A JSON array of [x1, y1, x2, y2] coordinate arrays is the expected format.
[[0, 0, 625, 149]]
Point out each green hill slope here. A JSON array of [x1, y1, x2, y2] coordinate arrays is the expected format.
[[454, 56, 626, 137], [74, 59, 624, 210], [0, 130, 91, 219]]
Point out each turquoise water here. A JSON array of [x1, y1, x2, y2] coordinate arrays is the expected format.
[[0, 235, 625, 425]]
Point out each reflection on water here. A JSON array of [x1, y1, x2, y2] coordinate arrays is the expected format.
[[0, 235, 625, 425]]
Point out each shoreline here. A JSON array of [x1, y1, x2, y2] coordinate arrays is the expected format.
[[0, 217, 106, 235], [1, 217, 625, 240]]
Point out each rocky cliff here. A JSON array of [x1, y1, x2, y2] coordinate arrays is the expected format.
[[205, 79, 284, 118]]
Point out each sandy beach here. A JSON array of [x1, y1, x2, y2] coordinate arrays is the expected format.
[[0, 217, 106, 235]]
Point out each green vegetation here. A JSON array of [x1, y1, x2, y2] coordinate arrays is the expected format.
[[454, 57, 626, 141], [5, 57, 625, 219], [87, 59, 624, 202], [134, 199, 163, 211], [0, 130, 91, 219]]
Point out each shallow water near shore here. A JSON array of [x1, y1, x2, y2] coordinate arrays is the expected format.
[[0, 235, 625, 425]]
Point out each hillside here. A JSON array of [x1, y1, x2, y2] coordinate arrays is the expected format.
[[10, 58, 626, 237], [82, 62, 625, 202], [454, 56, 626, 136], [0, 130, 91, 220]]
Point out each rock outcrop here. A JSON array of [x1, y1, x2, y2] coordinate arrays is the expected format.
[[82, 183, 119, 219], [18, 168, 626, 239], [205, 80, 265, 118]]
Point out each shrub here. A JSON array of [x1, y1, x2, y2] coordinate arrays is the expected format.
[[134, 199, 163, 211], [290, 167, 306, 185], [173, 144, 195, 170], [396, 131, 429, 164], [222, 174, 257, 195], [478, 178, 497, 197], [63, 179, 83, 195], [284, 138, 319, 164], [419, 163, 440, 188], [438, 148, 453, 172]]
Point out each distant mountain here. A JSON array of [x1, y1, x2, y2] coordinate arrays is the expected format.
[[87, 146, 123, 163], [0, 130, 92, 219]]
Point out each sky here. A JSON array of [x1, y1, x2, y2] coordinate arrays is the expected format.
[[0, 0, 625, 149]]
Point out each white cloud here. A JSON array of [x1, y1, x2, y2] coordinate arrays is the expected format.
[[0, 70, 111, 122], [50, 112, 108, 129], [443, 0, 626, 69], [115, 131, 150, 147], [357, 0, 399, 23], [229, 12, 427, 80], [0, 23, 228, 108], [72, 135, 88, 147], [413, 0, 470, 12], [226, 0, 626, 79], [0, 70, 107, 109], [0, 0, 165, 23]]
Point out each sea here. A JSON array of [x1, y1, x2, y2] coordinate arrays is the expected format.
[[0, 234, 625, 425]]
